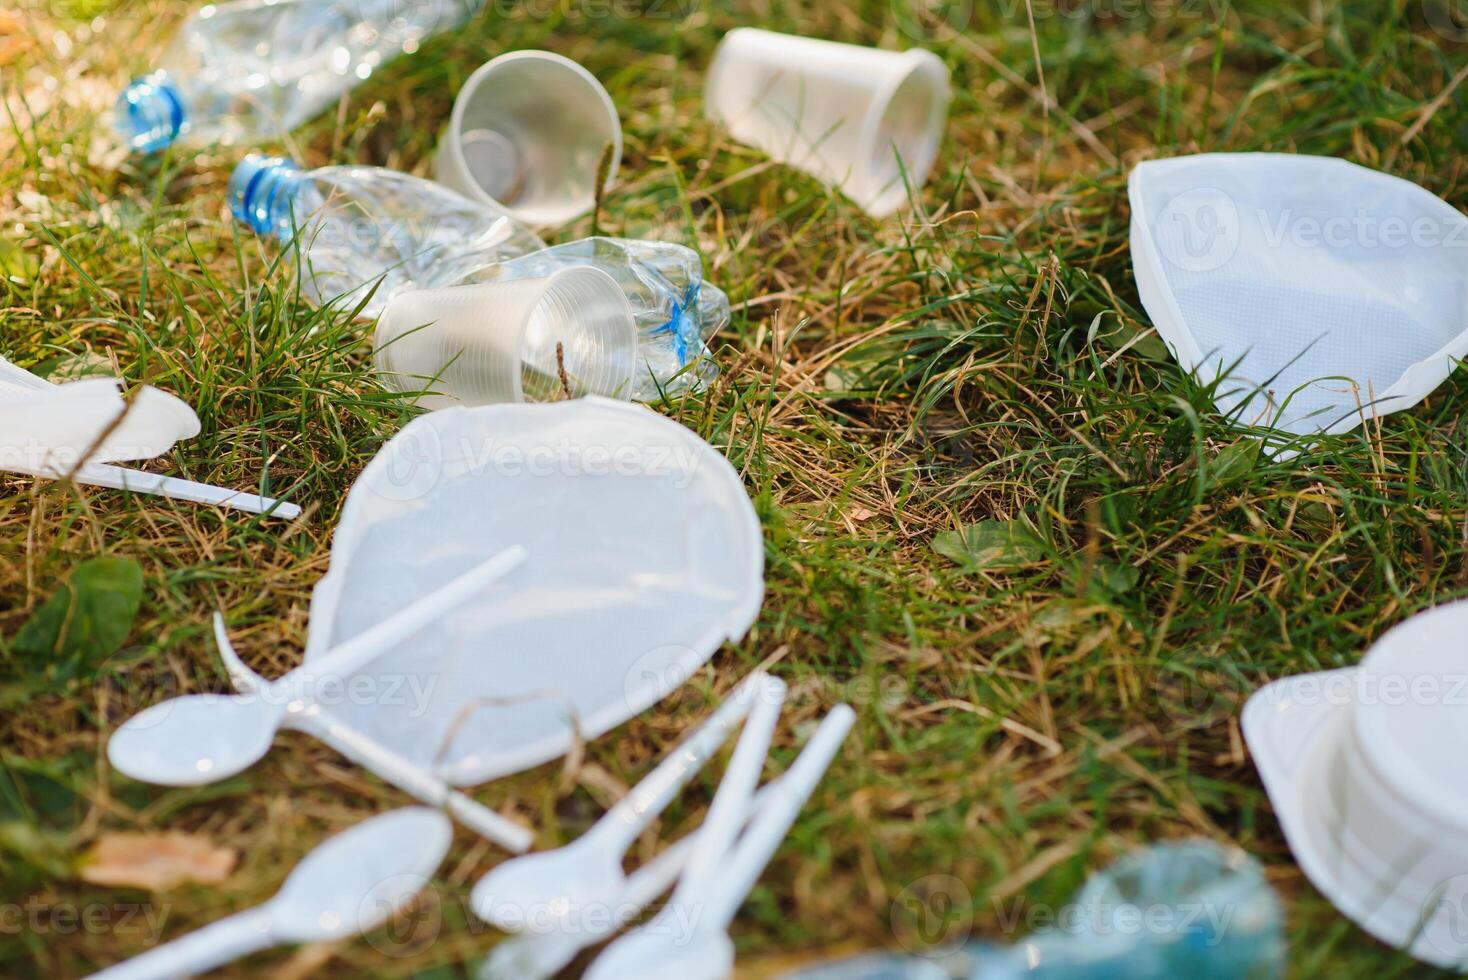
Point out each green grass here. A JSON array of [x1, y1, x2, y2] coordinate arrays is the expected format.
[[3, 0, 1468, 976]]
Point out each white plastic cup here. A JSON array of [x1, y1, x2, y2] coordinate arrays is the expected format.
[[1243, 599, 1468, 969], [374, 267, 638, 407], [435, 51, 622, 226], [704, 28, 950, 217]]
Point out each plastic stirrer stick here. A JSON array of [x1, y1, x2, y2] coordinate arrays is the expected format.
[[72, 463, 301, 518]]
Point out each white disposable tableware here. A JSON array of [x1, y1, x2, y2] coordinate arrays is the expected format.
[[1130, 153, 1468, 440], [1243, 599, 1468, 970], [585, 704, 856, 980], [0, 357, 297, 518], [108, 548, 532, 852], [436, 50, 621, 226], [480, 771, 793, 980], [705, 29, 950, 217], [88, 808, 452, 980], [470, 672, 774, 932], [374, 267, 638, 407], [294, 396, 764, 787]]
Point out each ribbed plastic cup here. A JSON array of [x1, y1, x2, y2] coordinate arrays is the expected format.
[[435, 51, 621, 227], [704, 28, 950, 217], [374, 267, 638, 407]]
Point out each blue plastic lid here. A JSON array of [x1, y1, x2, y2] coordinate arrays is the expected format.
[[228, 154, 303, 238], [116, 72, 186, 154]]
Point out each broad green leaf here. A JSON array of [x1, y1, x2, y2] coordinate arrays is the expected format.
[[1212, 440, 1260, 486], [932, 519, 1047, 572], [11, 558, 144, 682]]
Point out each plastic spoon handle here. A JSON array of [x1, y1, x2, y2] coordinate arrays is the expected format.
[[705, 704, 855, 928], [673, 675, 786, 902], [485, 777, 789, 980], [71, 463, 302, 519], [87, 905, 274, 980], [590, 671, 768, 855], [211, 618, 532, 853], [291, 710, 533, 853], [268, 545, 528, 698]]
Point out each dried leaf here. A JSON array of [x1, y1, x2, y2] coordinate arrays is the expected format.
[[79, 831, 237, 891]]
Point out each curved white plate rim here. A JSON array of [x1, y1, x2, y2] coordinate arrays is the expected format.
[[1242, 669, 1468, 970], [298, 396, 765, 787], [1128, 152, 1468, 439]]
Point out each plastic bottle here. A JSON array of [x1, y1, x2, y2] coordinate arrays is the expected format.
[[117, 0, 481, 153], [228, 154, 545, 317], [784, 842, 1285, 980], [231, 155, 728, 397], [488, 238, 730, 399]]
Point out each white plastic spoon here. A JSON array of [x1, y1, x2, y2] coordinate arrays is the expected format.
[[470, 670, 772, 932], [108, 547, 527, 788], [479, 774, 790, 980], [87, 807, 452, 980], [213, 622, 531, 852], [584, 704, 856, 980]]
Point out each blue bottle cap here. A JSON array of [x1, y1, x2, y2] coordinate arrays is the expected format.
[[228, 154, 303, 238], [116, 72, 186, 154]]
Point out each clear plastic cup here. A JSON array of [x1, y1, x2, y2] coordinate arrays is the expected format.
[[704, 28, 950, 217], [373, 267, 638, 407], [435, 51, 622, 227]]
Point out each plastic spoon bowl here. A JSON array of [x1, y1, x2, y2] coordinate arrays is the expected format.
[[479, 775, 789, 980], [470, 671, 769, 932], [88, 808, 452, 980], [108, 546, 527, 787]]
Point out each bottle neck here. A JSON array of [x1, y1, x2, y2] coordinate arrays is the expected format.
[[228, 155, 305, 239], [116, 71, 187, 154]]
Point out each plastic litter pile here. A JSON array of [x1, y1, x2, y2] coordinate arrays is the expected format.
[[3, 0, 1461, 976]]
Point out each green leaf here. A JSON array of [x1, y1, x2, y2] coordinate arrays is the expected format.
[[11, 558, 144, 682], [932, 519, 1047, 572], [1211, 440, 1260, 487]]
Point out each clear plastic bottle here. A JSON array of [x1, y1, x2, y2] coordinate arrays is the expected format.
[[228, 154, 546, 317], [488, 238, 730, 399], [231, 155, 729, 398], [117, 0, 481, 153], [784, 842, 1285, 980]]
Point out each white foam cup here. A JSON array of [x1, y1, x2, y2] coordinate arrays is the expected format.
[[704, 28, 950, 217], [374, 267, 638, 407], [436, 51, 622, 226]]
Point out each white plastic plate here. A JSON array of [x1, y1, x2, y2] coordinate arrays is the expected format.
[[1130, 153, 1468, 438], [301, 397, 764, 786]]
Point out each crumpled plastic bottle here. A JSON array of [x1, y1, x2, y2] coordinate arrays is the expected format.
[[228, 154, 546, 317], [487, 237, 730, 399], [230, 155, 729, 398], [785, 842, 1285, 980], [117, 0, 481, 153]]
